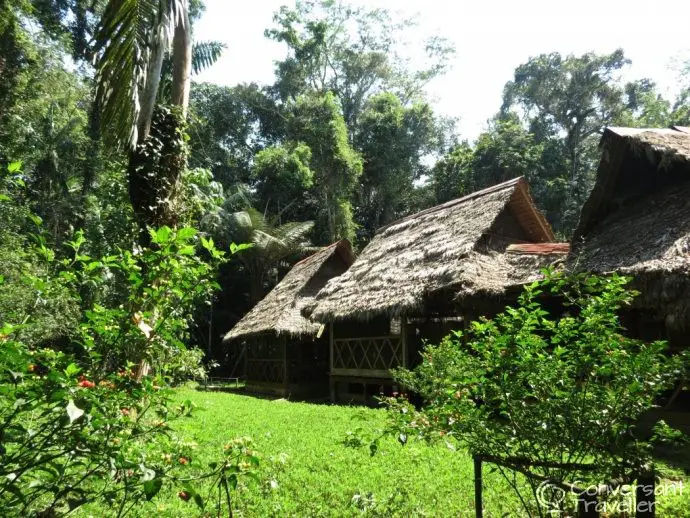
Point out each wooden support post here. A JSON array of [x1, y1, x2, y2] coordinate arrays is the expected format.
[[329, 322, 336, 402], [245, 342, 249, 383], [474, 456, 483, 518], [282, 338, 288, 396], [636, 472, 656, 518], [401, 315, 407, 368]]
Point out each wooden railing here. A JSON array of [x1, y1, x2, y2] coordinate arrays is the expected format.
[[331, 335, 404, 378], [246, 358, 285, 384]]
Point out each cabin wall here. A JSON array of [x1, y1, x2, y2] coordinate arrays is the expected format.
[[244, 334, 329, 399]]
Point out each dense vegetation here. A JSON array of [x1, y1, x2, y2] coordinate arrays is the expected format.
[[385, 272, 690, 515], [2, 0, 690, 515], [4, 1, 690, 362]]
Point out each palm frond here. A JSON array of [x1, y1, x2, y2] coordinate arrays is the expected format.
[[192, 40, 226, 75], [94, 0, 186, 148], [273, 221, 315, 247]]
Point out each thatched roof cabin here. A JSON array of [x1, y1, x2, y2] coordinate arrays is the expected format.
[[301, 177, 566, 403], [223, 240, 354, 398], [307, 177, 560, 323], [571, 126, 690, 347], [224, 240, 354, 342]]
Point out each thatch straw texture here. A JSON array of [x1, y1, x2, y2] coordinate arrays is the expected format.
[[571, 181, 690, 276], [572, 126, 690, 277], [307, 178, 555, 321], [224, 241, 354, 342]]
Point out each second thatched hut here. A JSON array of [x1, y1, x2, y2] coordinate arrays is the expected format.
[[223, 240, 354, 397]]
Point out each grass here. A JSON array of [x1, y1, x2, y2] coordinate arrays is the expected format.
[[86, 387, 690, 517]]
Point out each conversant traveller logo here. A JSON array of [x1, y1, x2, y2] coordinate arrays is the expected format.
[[535, 479, 684, 515]]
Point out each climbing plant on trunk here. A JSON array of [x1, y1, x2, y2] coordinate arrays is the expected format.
[[94, 0, 205, 241]]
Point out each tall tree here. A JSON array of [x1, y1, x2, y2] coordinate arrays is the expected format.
[[251, 142, 314, 224], [499, 49, 645, 233], [288, 91, 362, 243], [355, 92, 444, 240], [429, 142, 475, 204], [188, 82, 283, 189], [266, 0, 454, 139]]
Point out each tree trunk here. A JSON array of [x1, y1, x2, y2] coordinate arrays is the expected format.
[[137, 37, 165, 145], [170, 5, 192, 115]]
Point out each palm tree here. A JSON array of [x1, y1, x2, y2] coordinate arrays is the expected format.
[[93, 0, 223, 240], [227, 208, 315, 305]]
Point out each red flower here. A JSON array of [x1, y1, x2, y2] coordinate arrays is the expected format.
[[178, 457, 189, 465], [78, 379, 96, 388], [178, 491, 190, 501]]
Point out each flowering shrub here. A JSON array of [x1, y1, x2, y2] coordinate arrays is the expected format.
[[383, 271, 690, 514], [0, 335, 259, 515], [0, 162, 258, 515]]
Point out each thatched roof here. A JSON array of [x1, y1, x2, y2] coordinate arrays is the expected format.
[[571, 127, 690, 277], [306, 178, 556, 322], [223, 241, 354, 342]]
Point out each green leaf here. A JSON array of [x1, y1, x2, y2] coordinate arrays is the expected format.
[[177, 227, 197, 241], [7, 161, 22, 173], [230, 242, 253, 254], [155, 227, 172, 243], [28, 214, 43, 227], [143, 478, 163, 500], [64, 363, 80, 377], [66, 399, 84, 424]]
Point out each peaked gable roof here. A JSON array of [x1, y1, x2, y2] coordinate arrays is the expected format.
[[306, 177, 554, 322], [224, 240, 354, 342]]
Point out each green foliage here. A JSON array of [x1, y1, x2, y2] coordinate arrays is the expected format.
[[288, 91, 362, 243], [94, 0, 185, 148], [497, 49, 667, 234], [188, 82, 282, 189], [385, 271, 690, 515], [227, 207, 313, 304], [0, 163, 258, 516], [430, 141, 475, 204], [355, 92, 446, 240], [252, 142, 314, 217], [74, 224, 226, 377], [176, 167, 224, 227], [266, 0, 454, 121], [0, 331, 258, 516]]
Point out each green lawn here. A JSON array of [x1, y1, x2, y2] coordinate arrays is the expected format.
[[95, 387, 690, 517]]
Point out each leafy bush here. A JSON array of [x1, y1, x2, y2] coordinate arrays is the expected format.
[[0, 162, 258, 516], [384, 271, 690, 515], [0, 330, 259, 516]]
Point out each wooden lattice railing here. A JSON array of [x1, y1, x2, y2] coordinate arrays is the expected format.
[[246, 359, 285, 384], [331, 336, 404, 378]]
